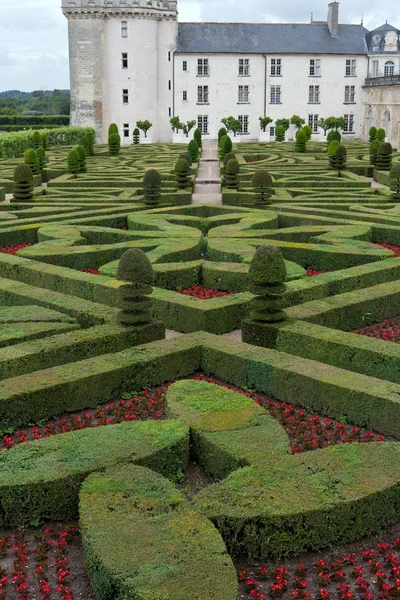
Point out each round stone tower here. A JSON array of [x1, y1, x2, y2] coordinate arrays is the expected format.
[[62, 0, 178, 142]]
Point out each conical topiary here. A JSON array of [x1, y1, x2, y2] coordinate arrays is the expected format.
[[252, 170, 274, 207], [295, 130, 307, 153], [370, 139, 380, 166], [275, 125, 285, 142], [328, 141, 340, 168], [79, 135, 90, 156], [108, 133, 121, 156], [335, 144, 347, 170], [194, 128, 202, 149], [116, 249, 154, 326], [32, 131, 41, 149], [219, 135, 233, 159], [41, 132, 49, 150], [390, 164, 400, 201], [225, 159, 240, 189], [188, 139, 199, 161], [143, 169, 162, 206], [24, 149, 39, 175], [75, 145, 87, 172], [133, 128, 140, 145], [376, 142, 392, 171], [218, 127, 227, 142], [223, 152, 236, 167], [108, 123, 119, 136], [179, 152, 192, 166], [175, 159, 191, 189], [67, 149, 80, 176], [376, 128, 386, 142], [13, 163, 34, 201], [303, 125, 312, 141], [36, 147, 47, 172], [86, 131, 95, 156], [248, 245, 287, 323], [369, 126, 377, 142]]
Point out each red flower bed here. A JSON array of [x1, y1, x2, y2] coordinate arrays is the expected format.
[[0, 243, 34, 255], [375, 242, 400, 257], [177, 285, 232, 299], [238, 533, 400, 599], [306, 268, 325, 277], [352, 316, 400, 343], [79, 268, 99, 275]]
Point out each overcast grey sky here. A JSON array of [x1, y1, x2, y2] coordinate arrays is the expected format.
[[0, 0, 398, 91]]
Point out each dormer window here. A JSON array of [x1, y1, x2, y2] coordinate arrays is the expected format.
[[384, 31, 398, 51], [372, 35, 381, 51]]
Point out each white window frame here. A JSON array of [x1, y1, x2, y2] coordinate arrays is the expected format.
[[197, 85, 209, 104], [238, 115, 249, 134], [345, 59, 357, 76], [197, 58, 209, 76], [122, 89, 129, 104], [270, 58, 282, 76], [197, 115, 209, 135], [309, 85, 320, 103], [238, 85, 249, 103], [308, 114, 319, 134], [121, 21, 128, 37], [384, 61, 395, 77], [239, 58, 250, 76], [270, 85, 281, 104], [343, 113, 355, 133], [344, 85, 355, 103], [310, 58, 321, 76]]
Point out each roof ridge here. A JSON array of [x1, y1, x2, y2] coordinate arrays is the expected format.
[[178, 21, 364, 26]]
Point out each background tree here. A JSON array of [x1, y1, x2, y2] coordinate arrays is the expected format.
[[290, 115, 306, 130], [170, 116, 182, 133], [221, 116, 241, 137], [182, 120, 196, 138], [259, 116, 273, 132], [275, 118, 290, 131], [136, 120, 152, 138]]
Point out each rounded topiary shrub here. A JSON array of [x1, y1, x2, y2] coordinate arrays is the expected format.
[[67, 149, 80, 176], [303, 125, 312, 141], [108, 133, 121, 156], [369, 139, 380, 166], [13, 163, 34, 201], [188, 139, 199, 161], [117, 249, 154, 326], [389, 164, 400, 201], [41, 133, 49, 150], [32, 131, 41, 150], [328, 141, 340, 168], [24, 149, 39, 175], [143, 169, 162, 207], [327, 130, 341, 143], [108, 123, 119, 136], [179, 152, 192, 166], [36, 147, 47, 172], [75, 145, 87, 172], [275, 126, 285, 142], [79, 136, 90, 155], [225, 159, 240, 190], [376, 128, 386, 142], [218, 127, 227, 142], [335, 144, 347, 170], [175, 158, 191, 189], [85, 131, 95, 156], [369, 126, 377, 142], [248, 245, 287, 323], [252, 170, 274, 207], [219, 135, 233, 159], [295, 130, 307, 153], [194, 128, 202, 148], [223, 152, 236, 167], [377, 142, 393, 171]]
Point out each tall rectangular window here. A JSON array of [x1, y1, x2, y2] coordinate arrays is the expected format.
[[197, 59, 209, 76], [183, 90, 187, 101], [183, 60, 188, 71], [238, 115, 249, 134], [168, 80, 171, 90], [270, 58, 282, 76], [197, 115, 209, 135], [372, 60, 379, 77], [122, 89, 129, 104], [346, 59, 357, 76], [121, 53, 128, 69], [310, 58, 321, 76], [121, 21, 128, 37], [238, 85, 249, 103], [270, 85, 281, 103], [344, 114, 355, 133], [168, 51, 171, 62], [239, 58, 250, 76], [197, 85, 209, 104], [344, 85, 355, 103], [123, 123, 129, 138], [309, 85, 320, 103], [308, 114, 319, 133]]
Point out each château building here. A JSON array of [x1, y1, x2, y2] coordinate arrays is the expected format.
[[61, 0, 400, 147]]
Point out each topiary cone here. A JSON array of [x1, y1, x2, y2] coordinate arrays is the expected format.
[[248, 245, 287, 323], [252, 170, 274, 207], [116, 249, 154, 326], [175, 159, 191, 189], [24, 149, 40, 175], [225, 159, 240, 189], [143, 169, 162, 206], [13, 163, 34, 202], [390, 164, 400, 201]]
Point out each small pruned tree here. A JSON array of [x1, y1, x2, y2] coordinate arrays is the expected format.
[[389, 164, 400, 201], [193, 128, 202, 148], [376, 142, 393, 171], [108, 123, 119, 136], [67, 149, 80, 177], [218, 127, 227, 142], [225, 159, 240, 189], [219, 135, 233, 159], [182, 120, 196, 138], [376, 128, 386, 142], [221, 116, 241, 137], [36, 147, 47, 172], [252, 170, 274, 207], [295, 130, 307, 153], [136, 120, 152, 138], [175, 158, 191, 189], [24, 149, 39, 175], [259, 116, 273, 132], [33, 131, 41, 150], [275, 118, 290, 132], [275, 125, 285, 142], [318, 118, 331, 138], [132, 128, 140, 145], [75, 145, 87, 172], [328, 141, 340, 168], [108, 133, 121, 156], [335, 144, 347, 170], [143, 169, 162, 207], [290, 115, 306, 130], [116, 249, 155, 327], [324, 116, 345, 132], [370, 139, 380, 166], [303, 125, 312, 141], [369, 127, 377, 142], [188, 139, 199, 161], [79, 135, 90, 156], [13, 163, 34, 202], [170, 116, 182, 133], [86, 131, 95, 156]]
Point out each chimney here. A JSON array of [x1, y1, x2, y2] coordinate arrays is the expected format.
[[328, 1, 339, 37]]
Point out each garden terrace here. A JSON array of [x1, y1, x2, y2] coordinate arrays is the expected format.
[[0, 138, 400, 599]]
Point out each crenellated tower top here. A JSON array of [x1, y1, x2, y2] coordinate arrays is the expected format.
[[62, 0, 177, 18]]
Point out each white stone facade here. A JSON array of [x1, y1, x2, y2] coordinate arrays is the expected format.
[[62, 0, 400, 147]]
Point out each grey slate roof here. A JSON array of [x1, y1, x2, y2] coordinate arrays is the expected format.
[[365, 23, 400, 54], [176, 22, 369, 55]]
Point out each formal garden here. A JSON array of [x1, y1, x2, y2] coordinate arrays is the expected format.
[[0, 123, 399, 599]]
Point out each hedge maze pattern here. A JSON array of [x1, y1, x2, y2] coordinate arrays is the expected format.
[[1, 140, 400, 599]]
